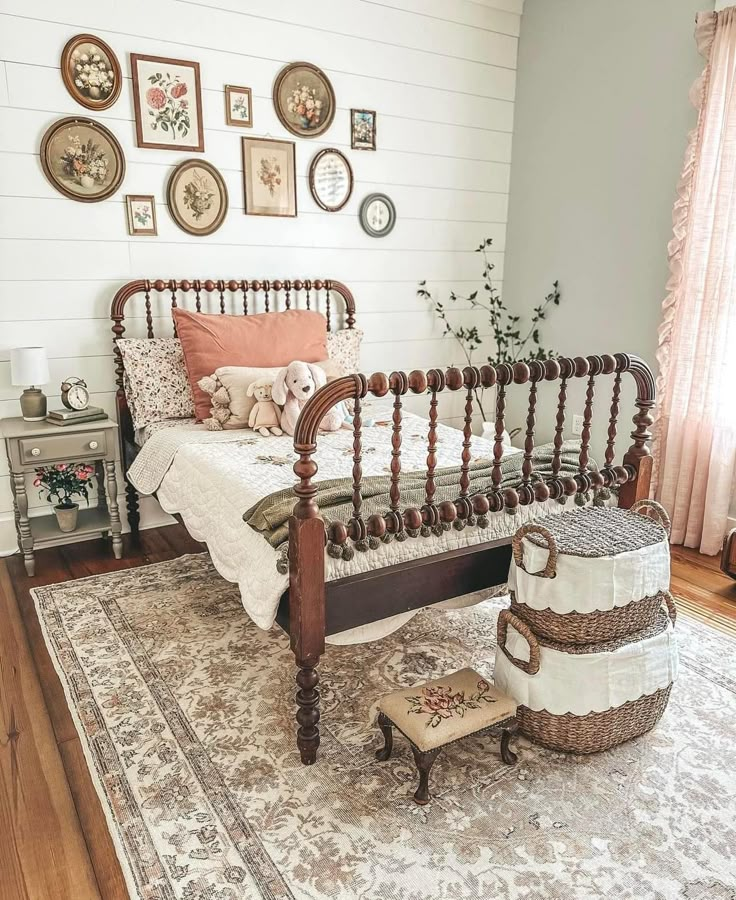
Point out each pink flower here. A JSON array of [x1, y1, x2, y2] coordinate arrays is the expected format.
[[146, 86, 167, 110], [179, 99, 188, 109], [170, 81, 187, 99], [33, 478, 41, 486], [57, 464, 67, 471], [79, 472, 89, 480], [478, 679, 489, 692]]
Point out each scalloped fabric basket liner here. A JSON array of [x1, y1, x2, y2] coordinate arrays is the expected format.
[[493, 607, 678, 754], [508, 500, 672, 643]]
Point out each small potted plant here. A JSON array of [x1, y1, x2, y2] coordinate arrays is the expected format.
[[34, 463, 95, 532]]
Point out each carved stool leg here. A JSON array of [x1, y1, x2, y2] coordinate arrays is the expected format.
[[296, 662, 320, 765], [125, 478, 140, 540], [500, 721, 519, 765], [375, 712, 394, 762], [411, 746, 441, 805]]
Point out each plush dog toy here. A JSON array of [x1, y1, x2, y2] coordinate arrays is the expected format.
[[272, 361, 343, 436], [247, 377, 283, 437]]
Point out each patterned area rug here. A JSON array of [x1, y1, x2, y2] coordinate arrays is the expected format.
[[33, 554, 736, 900]]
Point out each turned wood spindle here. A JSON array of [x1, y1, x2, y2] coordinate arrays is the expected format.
[[577, 356, 600, 494], [389, 373, 407, 514], [425, 371, 443, 511], [326, 286, 332, 333], [352, 395, 363, 522], [459, 370, 477, 500], [603, 369, 622, 485], [285, 280, 292, 310], [218, 280, 226, 314], [242, 281, 249, 315], [144, 286, 154, 338]]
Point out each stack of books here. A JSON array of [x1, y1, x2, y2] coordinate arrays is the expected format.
[[46, 406, 108, 426]]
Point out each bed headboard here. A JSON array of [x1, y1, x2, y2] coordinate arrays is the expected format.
[[110, 277, 356, 518]]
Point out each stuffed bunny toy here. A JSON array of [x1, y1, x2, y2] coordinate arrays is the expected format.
[[272, 360, 343, 436], [247, 377, 283, 437]]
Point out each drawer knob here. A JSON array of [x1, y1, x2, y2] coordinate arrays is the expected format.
[[31, 447, 41, 457], [89, 440, 99, 450]]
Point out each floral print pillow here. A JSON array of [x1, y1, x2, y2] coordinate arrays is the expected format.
[[327, 329, 363, 412], [117, 338, 195, 431]]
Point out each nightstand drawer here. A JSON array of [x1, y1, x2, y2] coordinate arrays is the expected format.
[[19, 430, 108, 465]]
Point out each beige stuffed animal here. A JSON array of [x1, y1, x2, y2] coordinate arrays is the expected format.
[[272, 360, 343, 436], [247, 378, 283, 436]]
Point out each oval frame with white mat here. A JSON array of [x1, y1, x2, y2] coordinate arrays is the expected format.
[[308, 148, 353, 212], [167, 158, 228, 236], [359, 192, 396, 237]]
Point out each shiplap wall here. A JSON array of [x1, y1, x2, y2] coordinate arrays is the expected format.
[[0, 0, 522, 552]]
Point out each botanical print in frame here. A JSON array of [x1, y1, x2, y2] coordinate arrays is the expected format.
[[225, 85, 253, 127], [242, 137, 297, 218], [272, 61, 335, 138], [61, 34, 122, 110], [131, 54, 204, 151], [351, 109, 376, 151], [126, 195, 157, 236], [167, 159, 228, 235], [40, 116, 125, 202]]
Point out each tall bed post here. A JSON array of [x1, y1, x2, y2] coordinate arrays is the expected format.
[[617, 354, 655, 508]]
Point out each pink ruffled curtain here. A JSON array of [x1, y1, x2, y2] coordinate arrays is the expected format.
[[653, 8, 736, 555]]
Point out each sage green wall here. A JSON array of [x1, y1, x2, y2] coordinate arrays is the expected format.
[[504, 0, 708, 369]]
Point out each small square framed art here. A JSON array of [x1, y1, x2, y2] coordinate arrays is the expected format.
[[225, 85, 253, 127], [351, 108, 376, 150], [125, 195, 157, 235]]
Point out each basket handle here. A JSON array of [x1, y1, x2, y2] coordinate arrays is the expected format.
[[631, 499, 671, 537], [497, 609, 541, 675], [512, 523, 558, 578], [662, 590, 677, 627]]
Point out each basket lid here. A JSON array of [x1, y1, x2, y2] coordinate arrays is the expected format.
[[524, 506, 667, 558]]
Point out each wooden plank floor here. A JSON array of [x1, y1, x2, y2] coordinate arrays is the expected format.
[[1, 526, 735, 900]]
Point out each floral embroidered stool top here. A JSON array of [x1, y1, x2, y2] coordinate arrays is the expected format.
[[376, 668, 519, 804]]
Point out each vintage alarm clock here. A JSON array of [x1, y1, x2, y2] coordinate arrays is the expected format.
[[60, 376, 90, 411]]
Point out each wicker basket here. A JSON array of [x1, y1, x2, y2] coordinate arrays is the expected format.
[[494, 607, 677, 754], [510, 500, 672, 644]]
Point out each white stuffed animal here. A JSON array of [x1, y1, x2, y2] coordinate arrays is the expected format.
[[247, 377, 283, 437], [271, 361, 343, 436]]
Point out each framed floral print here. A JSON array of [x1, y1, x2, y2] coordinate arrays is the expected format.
[[351, 108, 376, 150], [225, 85, 253, 127], [242, 137, 297, 218], [272, 61, 335, 138], [61, 34, 122, 110], [167, 159, 228, 235], [40, 117, 125, 202], [125, 195, 157, 235], [131, 54, 204, 152]]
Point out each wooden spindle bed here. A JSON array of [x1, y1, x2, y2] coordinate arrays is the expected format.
[[111, 278, 655, 766]]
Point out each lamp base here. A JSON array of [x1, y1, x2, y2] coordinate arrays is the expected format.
[[20, 387, 47, 421]]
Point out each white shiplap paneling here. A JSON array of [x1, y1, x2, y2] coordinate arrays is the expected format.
[[0, 0, 520, 552]]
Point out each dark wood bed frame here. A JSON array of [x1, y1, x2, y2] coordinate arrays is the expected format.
[[111, 278, 655, 766]]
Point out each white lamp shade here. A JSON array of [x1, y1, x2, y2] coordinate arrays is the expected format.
[[10, 347, 50, 386]]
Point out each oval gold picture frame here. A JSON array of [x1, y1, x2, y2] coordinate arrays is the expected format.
[[167, 159, 229, 236], [61, 33, 122, 111], [272, 61, 336, 139], [309, 148, 353, 212], [40, 116, 126, 203]]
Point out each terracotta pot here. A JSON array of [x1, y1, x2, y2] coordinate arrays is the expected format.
[[54, 503, 79, 533]]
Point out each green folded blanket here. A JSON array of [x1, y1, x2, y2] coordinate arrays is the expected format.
[[244, 440, 592, 549]]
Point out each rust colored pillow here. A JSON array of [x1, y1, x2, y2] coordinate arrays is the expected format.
[[173, 308, 328, 420]]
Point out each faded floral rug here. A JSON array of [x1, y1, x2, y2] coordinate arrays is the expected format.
[[33, 554, 736, 900]]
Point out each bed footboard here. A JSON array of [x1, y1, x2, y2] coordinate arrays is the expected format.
[[289, 354, 655, 764]]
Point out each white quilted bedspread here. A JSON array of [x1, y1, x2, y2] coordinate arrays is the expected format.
[[129, 411, 574, 637]]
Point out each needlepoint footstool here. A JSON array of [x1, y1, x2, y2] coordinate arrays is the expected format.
[[376, 668, 519, 805]]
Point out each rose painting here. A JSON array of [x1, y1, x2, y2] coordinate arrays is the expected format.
[[273, 62, 335, 138], [225, 85, 253, 127], [131, 54, 204, 151], [242, 137, 296, 218]]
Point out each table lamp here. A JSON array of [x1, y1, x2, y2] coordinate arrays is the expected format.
[[10, 346, 50, 421]]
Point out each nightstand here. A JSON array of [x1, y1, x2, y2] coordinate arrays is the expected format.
[[1, 417, 123, 575]]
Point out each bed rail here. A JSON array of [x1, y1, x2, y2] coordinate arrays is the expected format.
[[288, 352, 654, 764]]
